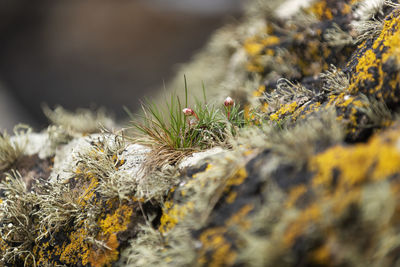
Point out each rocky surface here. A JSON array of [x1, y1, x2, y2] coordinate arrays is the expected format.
[[1, 0, 400, 266]]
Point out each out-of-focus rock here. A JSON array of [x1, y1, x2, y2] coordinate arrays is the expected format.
[[0, 0, 241, 127]]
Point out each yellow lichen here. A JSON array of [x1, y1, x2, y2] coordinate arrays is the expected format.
[[244, 40, 264, 56], [60, 227, 91, 265], [225, 204, 253, 230], [89, 203, 133, 266], [348, 10, 400, 99], [311, 127, 400, 191], [311, 243, 332, 264], [269, 102, 298, 122], [283, 204, 322, 247], [307, 1, 334, 20], [225, 191, 237, 204], [225, 167, 248, 189], [253, 85, 266, 97], [286, 185, 307, 208], [159, 201, 195, 234], [99, 204, 132, 235], [198, 227, 237, 267]]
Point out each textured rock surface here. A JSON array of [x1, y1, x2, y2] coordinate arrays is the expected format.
[[1, 0, 400, 266]]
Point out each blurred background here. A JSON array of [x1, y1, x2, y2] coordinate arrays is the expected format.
[[0, 0, 242, 131]]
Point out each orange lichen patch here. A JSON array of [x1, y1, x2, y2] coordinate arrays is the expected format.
[[348, 9, 400, 102], [59, 227, 91, 265], [310, 126, 400, 191], [89, 234, 119, 267], [89, 203, 133, 266], [283, 204, 322, 247], [341, 3, 352, 15], [197, 227, 237, 267], [159, 201, 195, 234], [285, 185, 307, 208]]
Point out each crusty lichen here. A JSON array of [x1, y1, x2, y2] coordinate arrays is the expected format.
[[3, 1, 400, 266], [347, 8, 400, 104]]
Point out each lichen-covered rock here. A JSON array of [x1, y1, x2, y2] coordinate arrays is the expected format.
[[1, 0, 400, 266]]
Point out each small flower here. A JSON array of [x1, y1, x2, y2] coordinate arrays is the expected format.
[[224, 97, 234, 120], [183, 108, 199, 121], [182, 108, 194, 116], [224, 96, 234, 107]]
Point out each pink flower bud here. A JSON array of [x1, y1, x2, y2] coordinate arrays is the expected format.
[[224, 96, 234, 107], [182, 108, 194, 116]]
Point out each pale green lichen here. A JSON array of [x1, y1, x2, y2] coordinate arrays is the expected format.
[[0, 125, 30, 172], [236, 108, 344, 166], [320, 65, 350, 94], [0, 171, 38, 266], [43, 105, 114, 134], [324, 23, 355, 47]]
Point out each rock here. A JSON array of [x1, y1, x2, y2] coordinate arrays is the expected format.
[[1, 0, 400, 266]]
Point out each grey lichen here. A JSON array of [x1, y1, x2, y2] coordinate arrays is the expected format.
[[0, 125, 30, 172], [320, 65, 350, 94], [42, 105, 114, 134], [0, 171, 37, 266]]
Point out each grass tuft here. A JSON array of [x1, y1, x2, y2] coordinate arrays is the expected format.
[[130, 80, 245, 171]]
